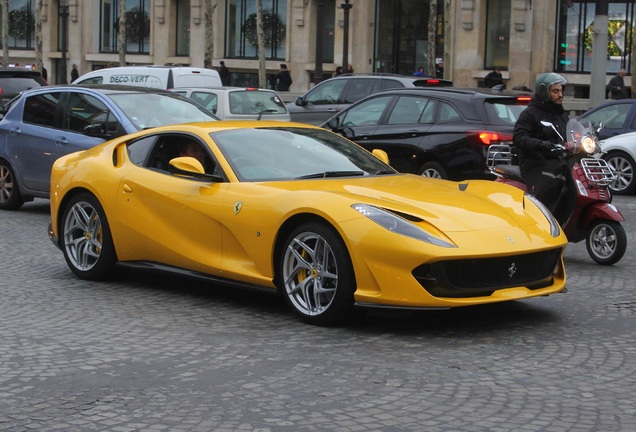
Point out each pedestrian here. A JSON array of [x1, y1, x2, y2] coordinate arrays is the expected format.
[[41, 66, 48, 82], [218, 60, 231, 86], [334, 66, 344, 76], [484, 69, 504, 89], [435, 60, 444, 78], [346, 63, 354, 74], [275, 63, 293, 92], [70, 64, 79, 82], [413, 67, 426, 77], [608, 69, 628, 100]]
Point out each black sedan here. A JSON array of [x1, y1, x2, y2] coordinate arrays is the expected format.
[[322, 88, 531, 180]]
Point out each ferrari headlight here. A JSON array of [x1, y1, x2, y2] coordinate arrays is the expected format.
[[352, 204, 456, 248], [525, 194, 561, 237]]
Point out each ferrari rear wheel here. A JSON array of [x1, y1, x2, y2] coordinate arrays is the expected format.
[[585, 220, 626, 266], [61, 192, 117, 280], [0, 160, 25, 210], [280, 222, 356, 326]]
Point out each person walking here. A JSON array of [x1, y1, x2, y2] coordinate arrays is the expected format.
[[275, 64, 293, 91], [484, 69, 504, 88], [70, 64, 79, 82], [608, 69, 628, 99], [218, 61, 231, 86]]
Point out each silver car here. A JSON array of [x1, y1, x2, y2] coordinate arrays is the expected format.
[[174, 87, 290, 121]]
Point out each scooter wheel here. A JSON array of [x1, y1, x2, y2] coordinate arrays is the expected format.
[[585, 220, 627, 265]]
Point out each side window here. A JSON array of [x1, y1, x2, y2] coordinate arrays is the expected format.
[[23, 92, 62, 127], [420, 99, 437, 124], [341, 78, 376, 104], [190, 91, 218, 114], [305, 80, 347, 105], [586, 104, 630, 130], [63, 92, 122, 135], [127, 136, 159, 167], [387, 96, 428, 125], [438, 101, 461, 122], [76, 76, 104, 85], [341, 95, 393, 127], [378, 79, 406, 91]]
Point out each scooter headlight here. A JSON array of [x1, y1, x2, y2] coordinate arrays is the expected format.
[[581, 135, 597, 154]]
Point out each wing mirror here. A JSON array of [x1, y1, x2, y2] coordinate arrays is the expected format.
[[295, 96, 306, 107], [327, 116, 341, 130], [169, 156, 206, 175]]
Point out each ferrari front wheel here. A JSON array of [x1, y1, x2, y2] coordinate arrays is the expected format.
[[61, 193, 117, 280], [279, 222, 356, 326]]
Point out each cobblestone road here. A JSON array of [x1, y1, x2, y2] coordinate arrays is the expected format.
[[1, 196, 635, 432]]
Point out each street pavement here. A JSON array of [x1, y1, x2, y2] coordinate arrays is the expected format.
[[1, 196, 635, 432]]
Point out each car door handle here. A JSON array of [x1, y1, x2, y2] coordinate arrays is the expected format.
[[9, 127, 21, 136], [326, 108, 337, 112], [55, 137, 69, 146], [123, 183, 133, 193]]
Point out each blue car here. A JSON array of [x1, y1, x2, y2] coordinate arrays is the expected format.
[[577, 99, 636, 140], [0, 85, 217, 210]]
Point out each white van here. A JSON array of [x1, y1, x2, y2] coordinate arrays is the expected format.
[[73, 66, 222, 89]]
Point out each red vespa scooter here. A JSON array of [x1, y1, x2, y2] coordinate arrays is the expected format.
[[487, 119, 626, 265]]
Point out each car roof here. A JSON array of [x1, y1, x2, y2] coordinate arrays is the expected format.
[[372, 87, 533, 99], [18, 84, 180, 96], [326, 73, 453, 86], [0, 67, 43, 77], [176, 86, 279, 92]]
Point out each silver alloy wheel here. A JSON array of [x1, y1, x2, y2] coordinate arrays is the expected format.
[[0, 163, 14, 204], [282, 231, 338, 317], [420, 168, 442, 178], [606, 155, 633, 193], [63, 201, 104, 271]]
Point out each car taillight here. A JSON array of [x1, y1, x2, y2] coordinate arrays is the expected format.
[[516, 96, 531, 103], [466, 131, 513, 146], [425, 79, 440, 85]]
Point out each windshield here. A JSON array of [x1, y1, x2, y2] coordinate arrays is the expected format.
[[109, 92, 217, 129], [211, 127, 396, 181]]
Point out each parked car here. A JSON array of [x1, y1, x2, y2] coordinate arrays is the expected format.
[[0, 67, 47, 107], [174, 87, 290, 121], [0, 84, 217, 210], [322, 87, 531, 180], [48, 121, 566, 326], [73, 66, 222, 89], [577, 99, 636, 140], [288, 73, 453, 125], [598, 131, 636, 194]]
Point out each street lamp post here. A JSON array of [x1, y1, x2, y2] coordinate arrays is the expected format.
[[59, 0, 69, 84], [341, 0, 352, 70]]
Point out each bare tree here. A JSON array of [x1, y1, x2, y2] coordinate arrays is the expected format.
[[204, 0, 218, 69], [118, 0, 126, 66], [1, 0, 8, 65], [35, 0, 43, 74], [256, 0, 266, 88], [428, 0, 437, 76]]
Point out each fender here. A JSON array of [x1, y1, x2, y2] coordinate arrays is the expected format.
[[578, 202, 625, 230]]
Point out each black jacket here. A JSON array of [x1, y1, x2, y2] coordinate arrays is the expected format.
[[513, 95, 569, 170]]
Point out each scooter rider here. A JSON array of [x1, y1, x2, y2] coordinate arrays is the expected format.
[[513, 72, 569, 221]]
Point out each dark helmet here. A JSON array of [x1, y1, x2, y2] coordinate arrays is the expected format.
[[535, 72, 567, 102]]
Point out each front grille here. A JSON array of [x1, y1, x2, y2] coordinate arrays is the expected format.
[[412, 249, 561, 298]]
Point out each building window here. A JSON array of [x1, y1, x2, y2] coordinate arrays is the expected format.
[[176, 0, 191, 56], [484, 0, 510, 70], [225, 0, 287, 60], [557, 0, 635, 74], [374, 0, 444, 75], [100, 0, 150, 54], [2, 0, 35, 50]]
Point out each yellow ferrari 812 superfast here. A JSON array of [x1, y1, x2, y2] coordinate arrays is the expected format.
[[48, 121, 567, 325]]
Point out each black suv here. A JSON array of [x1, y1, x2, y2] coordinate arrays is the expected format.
[[0, 67, 47, 107], [288, 73, 452, 125], [322, 87, 531, 180]]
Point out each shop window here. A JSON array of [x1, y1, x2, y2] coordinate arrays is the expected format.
[[225, 0, 287, 60], [485, 0, 510, 70], [100, 0, 150, 54], [1, 0, 35, 50]]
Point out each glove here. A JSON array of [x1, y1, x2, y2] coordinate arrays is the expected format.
[[539, 141, 554, 152]]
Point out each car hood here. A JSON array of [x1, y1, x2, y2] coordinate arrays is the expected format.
[[272, 174, 538, 233]]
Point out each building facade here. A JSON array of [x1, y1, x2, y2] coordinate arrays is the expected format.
[[1, 0, 633, 111]]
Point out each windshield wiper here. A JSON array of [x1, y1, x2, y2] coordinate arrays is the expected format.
[[295, 170, 366, 180], [373, 169, 396, 175]]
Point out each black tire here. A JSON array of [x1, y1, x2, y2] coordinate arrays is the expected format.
[[603, 151, 636, 195], [60, 192, 117, 280], [418, 161, 447, 179], [278, 222, 356, 326], [585, 220, 627, 265], [0, 160, 25, 210]]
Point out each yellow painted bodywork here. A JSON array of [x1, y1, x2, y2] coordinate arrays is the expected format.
[[50, 121, 567, 309]]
